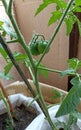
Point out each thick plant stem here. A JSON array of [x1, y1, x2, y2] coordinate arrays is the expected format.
[[34, 70, 57, 130], [0, 34, 56, 129], [0, 34, 36, 98], [37, 0, 75, 66]]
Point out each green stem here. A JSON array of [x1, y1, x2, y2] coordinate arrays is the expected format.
[[8, 0, 13, 13], [2, 1, 35, 71], [38, 66, 81, 77], [37, 0, 74, 66], [10, 15, 35, 69], [7, 39, 18, 43], [34, 70, 57, 130], [38, 66, 62, 74], [28, 67, 35, 81], [0, 34, 36, 97], [2, 0, 8, 11]]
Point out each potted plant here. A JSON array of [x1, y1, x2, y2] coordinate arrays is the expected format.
[[0, 0, 81, 130]]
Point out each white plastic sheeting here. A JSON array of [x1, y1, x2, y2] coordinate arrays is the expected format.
[[0, 94, 42, 115], [0, 94, 81, 130], [26, 105, 81, 130]]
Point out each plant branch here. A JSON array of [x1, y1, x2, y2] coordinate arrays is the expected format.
[[0, 34, 50, 118], [37, 0, 74, 66], [34, 70, 57, 130], [38, 67, 81, 78], [7, 39, 18, 43], [28, 67, 35, 81], [1, 0, 35, 71], [9, 15, 35, 70], [0, 34, 36, 97], [38, 66, 62, 74], [1, 0, 8, 11], [8, 0, 13, 13]]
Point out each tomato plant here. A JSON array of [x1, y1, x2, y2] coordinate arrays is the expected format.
[[0, 0, 81, 130]]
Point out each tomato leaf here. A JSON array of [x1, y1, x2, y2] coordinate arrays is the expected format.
[[75, 0, 81, 6], [70, 76, 81, 86], [67, 58, 81, 71], [48, 11, 62, 26], [4, 62, 13, 75], [56, 84, 81, 117], [64, 14, 77, 35], [35, 0, 66, 16], [35, 0, 56, 16], [0, 44, 7, 60]]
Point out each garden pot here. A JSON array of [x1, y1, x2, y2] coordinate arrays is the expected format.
[[26, 105, 81, 130], [5, 80, 81, 130], [5, 79, 67, 105], [0, 93, 42, 130]]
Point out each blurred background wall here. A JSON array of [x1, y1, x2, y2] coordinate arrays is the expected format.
[[0, 0, 70, 90]]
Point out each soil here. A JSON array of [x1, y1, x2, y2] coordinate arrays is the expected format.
[[0, 104, 37, 130], [0, 104, 65, 130]]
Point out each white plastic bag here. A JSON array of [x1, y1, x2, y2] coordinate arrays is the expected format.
[[26, 105, 81, 130], [0, 93, 42, 115]]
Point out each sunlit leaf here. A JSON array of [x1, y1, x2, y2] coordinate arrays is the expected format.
[[48, 11, 62, 26], [64, 14, 77, 35], [0, 21, 4, 27], [75, 0, 81, 6], [35, 0, 66, 16], [67, 58, 81, 71], [73, 7, 81, 13], [35, 0, 56, 15], [64, 18, 74, 35]]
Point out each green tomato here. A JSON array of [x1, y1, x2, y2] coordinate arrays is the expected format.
[[38, 40, 49, 54], [29, 42, 40, 56], [29, 40, 49, 56]]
